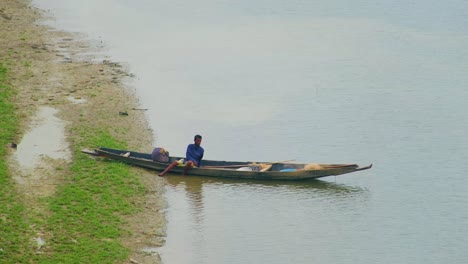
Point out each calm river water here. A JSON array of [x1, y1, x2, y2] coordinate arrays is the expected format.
[[33, 1, 468, 263]]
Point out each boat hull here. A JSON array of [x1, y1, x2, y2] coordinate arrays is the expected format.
[[85, 147, 372, 181]]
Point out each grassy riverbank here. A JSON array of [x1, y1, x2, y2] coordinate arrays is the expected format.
[[1, 63, 140, 263], [0, 63, 33, 262], [37, 133, 143, 263], [1, 1, 165, 263]]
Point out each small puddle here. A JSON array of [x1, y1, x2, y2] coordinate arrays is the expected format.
[[14, 106, 71, 171], [67, 96, 87, 104], [36, 237, 46, 250]]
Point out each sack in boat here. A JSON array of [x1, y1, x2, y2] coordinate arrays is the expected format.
[[151, 147, 169, 162], [304, 163, 323, 170]]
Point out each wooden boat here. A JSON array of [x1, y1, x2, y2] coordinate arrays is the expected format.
[[82, 147, 372, 181]]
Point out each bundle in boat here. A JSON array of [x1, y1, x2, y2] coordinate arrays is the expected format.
[[231, 163, 273, 172]]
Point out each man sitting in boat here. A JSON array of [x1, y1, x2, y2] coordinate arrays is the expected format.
[[158, 134, 204, 176]]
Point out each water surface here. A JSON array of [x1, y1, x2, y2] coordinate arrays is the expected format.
[[14, 106, 71, 170], [32, 1, 468, 263]]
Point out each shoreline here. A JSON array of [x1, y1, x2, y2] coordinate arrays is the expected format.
[[1, 1, 166, 263]]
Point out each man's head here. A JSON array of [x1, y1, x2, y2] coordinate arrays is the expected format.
[[194, 134, 202, 146]]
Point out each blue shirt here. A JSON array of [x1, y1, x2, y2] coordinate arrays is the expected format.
[[186, 144, 204, 166]]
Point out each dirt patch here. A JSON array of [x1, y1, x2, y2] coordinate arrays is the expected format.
[[1, 1, 166, 263]]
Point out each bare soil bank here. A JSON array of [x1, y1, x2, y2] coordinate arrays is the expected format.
[[1, 1, 166, 263]]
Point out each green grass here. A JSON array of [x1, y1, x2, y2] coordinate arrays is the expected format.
[[37, 132, 144, 263], [0, 63, 34, 262], [1, 61, 147, 263]]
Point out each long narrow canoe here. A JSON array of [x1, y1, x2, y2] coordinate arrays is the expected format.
[[82, 147, 372, 181]]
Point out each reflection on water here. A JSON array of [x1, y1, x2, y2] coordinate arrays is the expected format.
[[166, 175, 367, 197], [160, 176, 369, 264]]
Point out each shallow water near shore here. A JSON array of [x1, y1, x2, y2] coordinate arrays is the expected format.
[[14, 106, 71, 170], [32, 0, 468, 263]]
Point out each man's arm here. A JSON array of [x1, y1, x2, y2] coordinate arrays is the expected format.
[[186, 144, 198, 166], [198, 149, 204, 165]]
